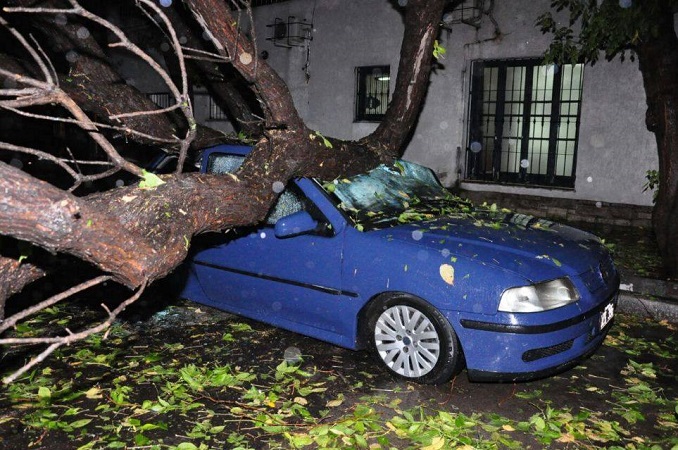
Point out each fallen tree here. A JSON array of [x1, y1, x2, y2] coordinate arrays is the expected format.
[[0, 0, 449, 382]]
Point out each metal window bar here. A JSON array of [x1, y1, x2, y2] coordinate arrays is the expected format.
[[208, 97, 228, 120], [355, 65, 390, 122], [253, 0, 289, 6], [466, 59, 584, 188], [444, 0, 483, 28], [147, 92, 174, 109]]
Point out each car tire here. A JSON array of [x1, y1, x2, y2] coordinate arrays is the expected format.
[[365, 294, 463, 385]]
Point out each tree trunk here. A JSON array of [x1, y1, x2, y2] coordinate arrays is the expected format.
[[636, 3, 678, 278]]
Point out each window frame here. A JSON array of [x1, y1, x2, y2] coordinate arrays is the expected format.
[[355, 65, 391, 122], [465, 58, 584, 189]]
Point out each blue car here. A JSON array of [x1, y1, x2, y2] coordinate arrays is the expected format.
[[180, 144, 619, 384]]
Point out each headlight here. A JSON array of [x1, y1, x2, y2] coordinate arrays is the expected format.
[[498, 278, 580, 313]]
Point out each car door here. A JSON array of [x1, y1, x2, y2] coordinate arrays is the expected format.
[[191, 180, 354, 344]]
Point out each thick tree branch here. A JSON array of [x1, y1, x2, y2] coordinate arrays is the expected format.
[[363, 0, 447, 156]]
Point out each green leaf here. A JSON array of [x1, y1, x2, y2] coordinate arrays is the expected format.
[[38, 386, 51, 399], [138, 170, 165, 189], [70, 419, 92, 428], [176, 444, 199, 450], [17, 241, 33, 263], [433, 40, 446, 59], [311, 131, 333, 148], [134, 434, 150, 446]]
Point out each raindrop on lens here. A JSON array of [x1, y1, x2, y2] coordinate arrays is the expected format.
[[520, 159, 530, 168], [284, 346, 302, 365], [411, 230, 424, 241], [159, 0, 173, 7], [548, 64, 559, 74], [160, 42, 171, 52], [470, 141, 482, 153], [398, 0, 408, 6], [272, 181, 285, 193], [272, 301, 282, 311], [439, 121, 449, 130], [66, 51, 79, 63], [55, 14, 67, 26], [260, 232, 267, 239], [10, 158, 23, 169], [441, 248, 451, 258], [596, 201, 602, 208], [179, 36, 188, 45], [115, 179, 124, 187], [619, 0, 632, 8], [587, 176, 593, 183], [76, 27, 90, 39]]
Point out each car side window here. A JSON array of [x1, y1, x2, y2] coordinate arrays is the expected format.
[[265, 189, 304, 225], [264, 184, 334, 237]]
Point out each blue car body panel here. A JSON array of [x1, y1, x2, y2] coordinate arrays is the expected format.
[[180, 145, 619, 381]]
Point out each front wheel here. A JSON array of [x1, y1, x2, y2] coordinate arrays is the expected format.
[[365, 295, 463, 385]]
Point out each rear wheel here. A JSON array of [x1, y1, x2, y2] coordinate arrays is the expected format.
[[365, 294, 463, 385]]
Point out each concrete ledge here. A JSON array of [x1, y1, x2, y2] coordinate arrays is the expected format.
[[618, 291, 678, 323], [621, 275, 678, 300], [458, 189, 653, 228]]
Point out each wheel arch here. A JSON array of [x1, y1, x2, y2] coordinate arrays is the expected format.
[[357, 290, 466, 384], [356, 291, 463, 355]]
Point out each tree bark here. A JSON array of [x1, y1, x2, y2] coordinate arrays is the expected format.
[[635, 2, 678, 278], [0, 257, 46, 320]]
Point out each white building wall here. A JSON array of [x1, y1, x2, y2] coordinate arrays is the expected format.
[[251, 0, 658, 207]]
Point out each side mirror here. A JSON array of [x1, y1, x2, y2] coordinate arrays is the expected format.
[[274, 211, 318, 238]]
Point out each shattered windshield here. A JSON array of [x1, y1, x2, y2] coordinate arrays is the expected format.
[[322, 160, 471, 230]]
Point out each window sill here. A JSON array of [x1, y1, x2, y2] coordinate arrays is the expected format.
[[461, 179, 575, 192]]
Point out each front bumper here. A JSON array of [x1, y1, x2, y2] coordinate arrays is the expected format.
[[450, 292, 618, 382]]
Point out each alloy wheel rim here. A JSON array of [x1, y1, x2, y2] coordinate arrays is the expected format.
[[374, 305, 441, 378]]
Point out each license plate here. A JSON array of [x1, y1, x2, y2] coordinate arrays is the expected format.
[[599, 303, 615, 330]]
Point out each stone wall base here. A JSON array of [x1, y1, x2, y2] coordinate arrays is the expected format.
[[458, 190, 653, 228]]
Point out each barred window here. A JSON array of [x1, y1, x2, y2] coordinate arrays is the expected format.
[[245, 0, 289, 7], [466, 58, 584, 188], [208, 97, 228, 121], [355, 65, 390, 122], [147, 92, 173, 109]]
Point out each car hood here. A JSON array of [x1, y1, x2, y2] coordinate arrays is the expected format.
[[369, 212, 608, 282]]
